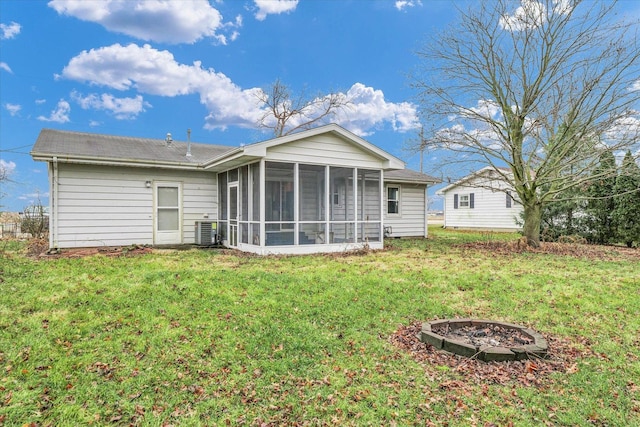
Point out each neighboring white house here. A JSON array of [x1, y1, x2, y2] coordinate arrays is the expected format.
[[31, 124, 440, 255], [437, 167, 523, 231]]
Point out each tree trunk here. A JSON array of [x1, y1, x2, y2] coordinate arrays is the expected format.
[[522, 202, 542, 248]]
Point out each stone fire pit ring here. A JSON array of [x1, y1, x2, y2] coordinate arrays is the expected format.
[[420, 318, 548, 362]]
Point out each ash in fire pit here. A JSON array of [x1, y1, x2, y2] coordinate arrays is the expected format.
[[420, 319, 548, 362]]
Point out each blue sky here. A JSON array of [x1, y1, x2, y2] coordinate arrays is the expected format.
[[1, 0, 458, 212], [1, 0, 638, 213]]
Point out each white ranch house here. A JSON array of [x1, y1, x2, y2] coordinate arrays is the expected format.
[[31, 124, 440, 255], [437, 167, 523, 232]]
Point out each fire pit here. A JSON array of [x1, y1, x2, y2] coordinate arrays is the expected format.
[[420, 319, 548, 362]]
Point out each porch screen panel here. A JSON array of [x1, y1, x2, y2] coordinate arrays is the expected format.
[[330, 167, 355, 243], [356, 170, 381, 220], [218, 172, 228, 220], [240, 166, 249, 244], [217, 172, 227, 241], [357, 169, 381, 242], [265, 162, 295, 246], [251, 163, 260, 222], [359, 223, 381, 242], [330, 167, 353, 221], [250, 162, 261, 245], [299, 164, 326, 245]]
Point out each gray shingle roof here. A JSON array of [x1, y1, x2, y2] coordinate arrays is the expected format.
[[31, 129, 235, 165], [31, 128, 440, 184], [385, 168, 440, 184]]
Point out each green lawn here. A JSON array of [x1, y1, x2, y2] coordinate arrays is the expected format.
[[1, 228, 639, 426]]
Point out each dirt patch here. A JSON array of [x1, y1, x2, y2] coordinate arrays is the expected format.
[[390, 321, 595, 387], [26, 238, 49, 257], [35, 244, 154, 259], [458, 240, 639, 261]]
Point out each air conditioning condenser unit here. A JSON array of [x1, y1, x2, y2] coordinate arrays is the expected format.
[[195, 221, 217, 246]]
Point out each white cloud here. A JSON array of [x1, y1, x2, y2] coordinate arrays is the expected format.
[[336, 83, 420, 136], [0, 159, 17, 177], [499, 0, 546, 31], [89, 120, 102, 127], [552, 0, 573, 15], [254, 0, 298, 21], [604, 114, 640, 145], [0, 62, 12, 73], [35, 99, 47, 105], [499, 0, 572, 31], [395, 1, 422, 12], [48, 0, 238, 44], [18, 191, 50, 206], [0, 21, 21, 39], [60, 43, 418, 135], [71, 90, 151, 119], [4, 103, 21, 116], [38, 99, 71, 123], [468, 99, 502, 120], [61, 43, 263, 129]]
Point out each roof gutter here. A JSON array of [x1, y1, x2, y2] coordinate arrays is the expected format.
[[386, 178, 441, 185], [31, 152, 206, 170], [201, 147, 247, 169]]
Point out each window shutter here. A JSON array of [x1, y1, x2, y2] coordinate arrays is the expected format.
[[453, 194, 458, 209], [506, 191, 512, 208], [469, 193, 474, 209]]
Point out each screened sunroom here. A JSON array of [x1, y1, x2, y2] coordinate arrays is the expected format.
[[217, 161, 383, 254]]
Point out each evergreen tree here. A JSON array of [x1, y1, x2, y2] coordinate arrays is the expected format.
[[613, 151, 640, 247], [585, 150, 617, 244], [540, 184, 585, 241]]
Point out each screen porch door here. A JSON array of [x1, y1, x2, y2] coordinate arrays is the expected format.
[[154, 182, 182, 245], [228, 183, 238, 248]]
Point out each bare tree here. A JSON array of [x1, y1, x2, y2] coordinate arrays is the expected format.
[[412, 0, 640, 246], [0, 161, 13, 208], [405, 126, 430, 173], [257, 79, 350, 137]]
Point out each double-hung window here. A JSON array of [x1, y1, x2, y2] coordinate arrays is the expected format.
[[387, 186, 400, 214], [454, 193, 474, 209]]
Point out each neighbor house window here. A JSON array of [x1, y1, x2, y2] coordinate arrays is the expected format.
[[506, 191, 512, 208], [454, 193, 474, 209], [387, 186, 400, 214]]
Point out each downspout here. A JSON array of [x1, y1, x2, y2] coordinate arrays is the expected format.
[[259, 159, 266, 249], [424, 184, 428, 238], [380, 170, 384, 243], [353, 168, 358, 245], [51, 157, 59, 250], [442, 191, 447, 229]]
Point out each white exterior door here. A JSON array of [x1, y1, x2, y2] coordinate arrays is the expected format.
[[154, 182, 182, 245]]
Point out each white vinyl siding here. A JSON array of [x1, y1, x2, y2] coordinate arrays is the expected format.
[[442, 179, 522, 231], [267, 134, 385, 169], [383, 183, 427, 237], [53, 164, 216, 248]]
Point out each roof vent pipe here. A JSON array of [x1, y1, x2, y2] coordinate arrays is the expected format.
[[165, 132, 172, 146], [186, 128, 192, 157]]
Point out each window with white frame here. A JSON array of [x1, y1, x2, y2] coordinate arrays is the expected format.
[[387, 186, 400, 214], [454, 193, 474, 209]]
